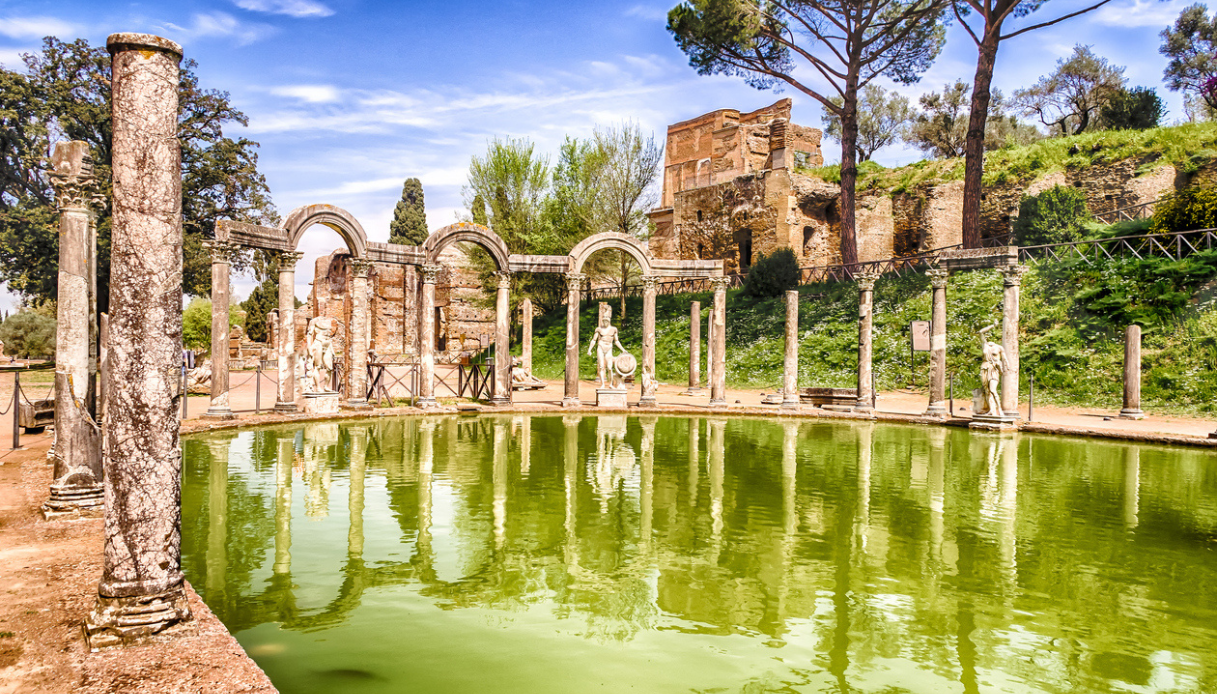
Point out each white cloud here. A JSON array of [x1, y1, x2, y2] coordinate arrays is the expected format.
[[624, 4, 668, 21], [270, 84, 341, 103], [0, 16, 79, 39], [161, 12, 276, 45], [1092, 0, 1189, 28], [234, 0, 335, 18]]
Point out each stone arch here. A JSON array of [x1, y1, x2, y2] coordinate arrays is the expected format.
[[424, 222, 510, 270], [568, 232, 652, 275], [283, 204, 369, 258]]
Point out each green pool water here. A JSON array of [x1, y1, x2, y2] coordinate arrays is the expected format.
[[181, 415, 1217, 693]]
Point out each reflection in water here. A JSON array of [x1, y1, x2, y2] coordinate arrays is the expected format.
[[182, 416, 1217, 694]]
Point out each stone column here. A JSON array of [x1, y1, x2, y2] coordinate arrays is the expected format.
[[708, 277, 730, 407], [782, 290, 800, 409], [1120, 324, 1144, 419], [520, 298, 533, 374], [924, 268, 949, 418], [346, 258, 373, 409], [492, 270, 512, 406], [417, 264, 440, 408], [563, 273, 585, 407], [86, 33, 190, 649], [1000, 265, 1028, 418], [640, 275, 659, 407], [44, 140, 104, 517], [274, 250, 303, 413], [203, 240, 238, 420], [856, 269, 880, 412], [683, 301, 702, 395]]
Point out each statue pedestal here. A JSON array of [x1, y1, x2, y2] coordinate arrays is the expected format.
[[596, 388, 629, 408], [970, 413, 1017, 431], [302, 392, 340, 415]]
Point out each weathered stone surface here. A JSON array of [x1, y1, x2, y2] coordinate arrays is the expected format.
[[417, 264, 440, 408], [563, 273, 584, 407], [492, 270, 511, 405], [274, 251, 303, 413], [595, 388, 629, 408], [682, 300, 702, 395], [640, 276, 658, 406], [302, 392, 341, 415], [204, 240, 237, 420], [1121, 324, 1144, 420], [856, 270, 879, 411], [782, 290, 799, 409], [1001, 265, 1027, 417], [520, 298, 534, 374], [345, 258, 372, 408], [709, 277, 729, 407], [924, 268, 949, 418]]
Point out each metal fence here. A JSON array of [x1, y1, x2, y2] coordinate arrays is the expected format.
[[366, 361, 499, 406], [1018, 228, 1217, 266]]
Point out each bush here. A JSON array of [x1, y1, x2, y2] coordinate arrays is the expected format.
[[1150, 186, 1217, 233], [1013, 185, 1091, 246], [742, 248, 800, 298], [0, 311, 56, 358]]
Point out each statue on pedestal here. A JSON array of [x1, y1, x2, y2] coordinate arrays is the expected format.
[[976, 322, 1007, 417], [588, 306, 628, 389], [305, 317, 338, 394]]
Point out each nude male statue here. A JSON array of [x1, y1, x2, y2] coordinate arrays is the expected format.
[[587, 307, 626, 389]]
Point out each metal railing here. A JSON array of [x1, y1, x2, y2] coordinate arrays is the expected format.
[[1018, 228, 1217, 266], [1093, 199, 1159, 225]]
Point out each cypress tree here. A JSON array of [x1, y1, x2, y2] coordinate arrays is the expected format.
[[389, 177, 429, 245]]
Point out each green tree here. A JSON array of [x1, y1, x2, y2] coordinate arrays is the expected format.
[[182, 297, 242, 354], [821, 84, 915, 162], [471, 194, 489, 226], [0, 37, 277, 310], [907, 80, 1039, 158], [1150, 186, 1217, 233], [1097, 86, 1164, 130], [1160, 4, 1217, 112], [1013, 185, 1091, 246], [0, 310, 55, 358], [667, 0, 948, 267], [241, 275, 280, 345], [389, 177, 428, 246], [1013, 45, 1126, 136], [464, 137, 550, 252], [742, 248, 799, 298]]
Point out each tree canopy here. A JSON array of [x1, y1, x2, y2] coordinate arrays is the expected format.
[[389, 177, 428, 246], [1097, 86, 1164, 130], [1013, 44, 1125, 136], [1161, 4, 1217, 111], [821, 84, 914, 162], [907, 80, 1039, 158]]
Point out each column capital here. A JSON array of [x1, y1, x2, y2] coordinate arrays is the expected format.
[[349, 257, 374, 278], [49, 157, 104, 214], [420, 264, 442, 285], [926, 267, 949, 288], [277, 250, 304, 269], [708, 276, 732, 292], [564, 272, 587, 291], [203, 239, 241, 264], [493, 270, 512, 290], [640, 275, 661, 292], [855, 268, 880, 291], [1001, 264, 1029, 287]]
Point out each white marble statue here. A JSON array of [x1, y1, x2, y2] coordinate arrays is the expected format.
[[185, 359, 211, 394], [305, 317, 338, 394], [588, 306, 628, 389], [977, 322, 1008, 417]]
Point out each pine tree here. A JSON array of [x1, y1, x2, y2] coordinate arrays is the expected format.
[[471, 194, 488, 226], [389, 177, 428, 245]]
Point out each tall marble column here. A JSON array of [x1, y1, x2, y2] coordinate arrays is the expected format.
[[708, 277, 730, 407], [520, 298, 534, 375], [274, 250, 304, 413], [563, 273, 585, 407], [855, 269, 880, 412], [782, 290, 800, 409], [492, 271, 512, 406], [204, 240, 238, 420], [417, 264, 440, 408], [346, 258, 373, 409], [1120, 324, 1144, 420], [1000, 265, 1028, 418], [86, 33, 191, 649], [682, 300, 702, 395], [640, 275, 659, 407], [44, 140, 104, 517], [924, 268, 949, 418]]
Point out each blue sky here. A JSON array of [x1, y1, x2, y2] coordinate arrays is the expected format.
[[0, 0, 1201, 309]]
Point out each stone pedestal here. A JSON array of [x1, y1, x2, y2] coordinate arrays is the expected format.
[[86, 33, 191, 650], [924, 268, 949, 418], [274, 250, 303, 413], [1120, 324, 1144, 420], [969, 413, 1018, 432], [417, 265, 440, 409], [1000, 265, 1027, 418], [856, 270, 879, 411], [782, 290, 799, 410], [303, 392, 341, 415], [681, 300, 703, 396], [596, 388, 628, 408], [708, 277, 730, 407], [562, 273, 585, 407]]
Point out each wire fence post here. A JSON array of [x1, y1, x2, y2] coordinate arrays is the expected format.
[[12, 372, 21, 450], [255, 362, 262, 416], [1029, 373, 1034, 422], [181, 365, 188, 420], [949, 373, 954, 418]]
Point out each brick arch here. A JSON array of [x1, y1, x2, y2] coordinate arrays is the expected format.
[[283, 204, 368, 258], [424, 222, 510, 270], [568, 232, 652, 275]]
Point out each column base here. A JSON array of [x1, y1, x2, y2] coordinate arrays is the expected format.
[[561, 397, 581, 408], [489, 396, 511, 407], [416, 397, 439, 410], [41, 481, 104, 520], [84, 585, 192, 651], [201, 407, 236, 421], [780, 399, 800, 410], [855, 400, 874, 412], [273, 402, 298, 414], [678, 387, 704, 396], [708, 398, 728, 408], [638, 396, 658, 408], [923, 401, 949, 419], [342, 399, 374, 411], [1118, 408, 1145, 420], [970, 414, 1018, 432]]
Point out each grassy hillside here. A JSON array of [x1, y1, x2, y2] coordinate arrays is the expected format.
[[526, 250, 1217, 414], [798, 121, 1217, 194]]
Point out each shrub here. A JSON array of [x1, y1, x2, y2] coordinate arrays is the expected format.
[[742, 248, 800, 298], [0, 311, 56, 358], [182, 298, 212, 352], [1013, 185, 1091, 246], [1150, 186, 1217, 233]]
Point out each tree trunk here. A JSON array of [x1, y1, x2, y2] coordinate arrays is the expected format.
[[838, 83, 860, 268], [961, 32, 1001, 249]]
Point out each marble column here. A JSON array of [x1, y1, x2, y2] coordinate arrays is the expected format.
[[492, 271, 512, 406], [782, 290, 800, 410], [856, 269, 880, 412], [44, 140, 104, 517], [346, 258, 373, 409], [520, 298, 534, 375], [1000, 265, 1028, 418], [708, 277, 730, 407], [86, 33, 191, 649], [683, 300, 702, 395], [640, 275, 659, 407], [563, 273, 585, 407], [1120, 324, 1144, 419], [203, 240, 238, 420], [924, 268, 950, 418], [417, 264, 440, 408], [274, 250, 304, 413]]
